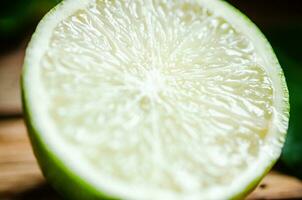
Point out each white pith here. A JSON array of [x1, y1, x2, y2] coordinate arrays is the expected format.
[[23, 0, 289, 199]]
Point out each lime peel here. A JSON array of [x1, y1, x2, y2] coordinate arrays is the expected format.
[[22, 0, 289, 199]]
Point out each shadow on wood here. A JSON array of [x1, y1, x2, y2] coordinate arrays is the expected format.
[[6, 183, 62, 200]]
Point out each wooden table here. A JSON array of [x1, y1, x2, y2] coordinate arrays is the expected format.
[[0, 119, 302, 200]]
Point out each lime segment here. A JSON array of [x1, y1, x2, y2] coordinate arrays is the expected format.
[[22, 0, 289, 199]]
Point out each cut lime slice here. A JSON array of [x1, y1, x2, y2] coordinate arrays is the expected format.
[[22, 0, 289, 199]]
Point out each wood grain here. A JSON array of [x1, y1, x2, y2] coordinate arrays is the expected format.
[[0, 45, 25, 116], [0, 119, 301, 200]]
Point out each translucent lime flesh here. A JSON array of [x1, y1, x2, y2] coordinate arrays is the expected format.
[[41, 0, 273, 195]]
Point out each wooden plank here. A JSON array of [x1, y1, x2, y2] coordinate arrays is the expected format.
[[0, 119, 44, 199], [0, 44, 25, 116], [0, 119, 301, 199], [247, 172, 302, 200]]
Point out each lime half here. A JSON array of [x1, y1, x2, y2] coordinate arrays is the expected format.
[[22, 0, 289, 199]]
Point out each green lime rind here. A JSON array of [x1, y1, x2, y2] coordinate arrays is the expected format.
[[265, 26, 302, 179], [21, 2, 112, 199], [21, 3, 117, 198], [21, 76, 118, 200], [221, 1, 289, 197], [21, 0, 289, 199], [231, 160, 277, 200]]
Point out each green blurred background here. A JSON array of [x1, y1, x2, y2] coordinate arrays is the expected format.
[[0, 0, 301, 189]]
